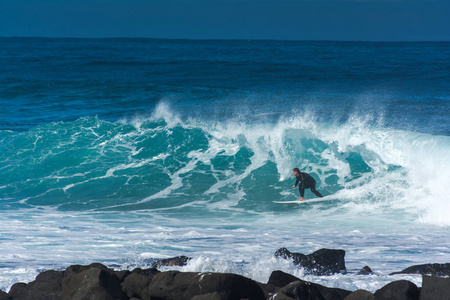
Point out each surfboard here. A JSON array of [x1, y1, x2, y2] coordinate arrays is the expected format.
[[273, 197, 338, 204]]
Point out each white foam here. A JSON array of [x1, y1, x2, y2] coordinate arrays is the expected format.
[[1, 205, 449, 292]]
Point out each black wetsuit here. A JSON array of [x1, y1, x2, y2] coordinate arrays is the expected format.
[[294, 172, 323, 198]]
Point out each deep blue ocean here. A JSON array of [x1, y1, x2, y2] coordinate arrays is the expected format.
[[0, 38, 449, 292]]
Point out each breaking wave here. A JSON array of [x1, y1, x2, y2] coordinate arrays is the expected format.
[[1, 102, 449, 226]]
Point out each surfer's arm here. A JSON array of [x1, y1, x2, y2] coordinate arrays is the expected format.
[[293, 178, 300, 188]]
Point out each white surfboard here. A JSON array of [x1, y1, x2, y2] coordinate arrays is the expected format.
[[273, 197, 338, 204]]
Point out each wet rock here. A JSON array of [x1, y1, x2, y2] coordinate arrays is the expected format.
[[357, 266, 373, 275], [263, 271, 302, 299], [191, 292, 223, 300], [275, 247, 306, 262], [275, 247, 346, 275], [121, 266, 160, 298], [259, 283, 279, 300], [267, 281, 301, 300], [419, 275, 450, 300], [35, 270, 64, 283], [344, 289, 376, 300], [115, 270, 131, 282], [0, 290, 10, 300], [390, 263, 450, 276], [152, 255, 191, 268], [268, 293, 294, 300], [61, 267, 127, 300], [374, 280, 419, 300], [267, 270, 302, 287], [121, 272, 152, 299], [145, 271, 265, 300], [131, 267, 160, 278], [8, 283, 26, 300], [63, 262, 109, 279], [290, 281, 326, 300], [318, 285, 352, 300], [8, 270, 64, 300], [269, 280, 351, 300]]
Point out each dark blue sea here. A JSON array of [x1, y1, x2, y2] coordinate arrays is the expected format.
[[1, 38, 449, 291]]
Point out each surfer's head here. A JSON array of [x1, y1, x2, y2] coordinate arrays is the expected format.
[[292, 168, 300, 176]]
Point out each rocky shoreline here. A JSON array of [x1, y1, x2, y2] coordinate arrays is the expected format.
[[2, 248, 449, 300]]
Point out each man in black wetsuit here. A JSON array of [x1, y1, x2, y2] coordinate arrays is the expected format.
[[292, 167, 323, 201]]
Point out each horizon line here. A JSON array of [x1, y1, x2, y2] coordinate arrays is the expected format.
[[1, 36, 449, 43]]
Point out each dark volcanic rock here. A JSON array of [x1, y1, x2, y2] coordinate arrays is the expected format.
[[263, 271, 302, 299], [152, 255, 191, 268], [131, 267, 160, 278], [344, 289, 376, 300], [318, 285, 352, 300], [63, 262, 109, 279], [35, 270, 64, 284], [191, 292, 223, 300], [9, 259, 450, 300], [259, 283, 279, 300], [0, 290, 10, 300], [419, 275, 450, 300], [120, 268, 159, 299], [8, 270, 64, 300], [121, 272, 152, 299], [374, 280, 419, 300], [391, 263, 450, 276], [115, 270, 131, 282], [357, 266, 373, 275], [275, 247, 307, 262], [145, 270, 265, 300], [291, 281, 326, 300], [268, 293, 294, 300], [269, 280, 351, 300], [121, 266, 160, 298], [267, 270, 301, 287], [61, 267, 127, 300], [8, 283, 26, 300], [275, 247, 346, 275]]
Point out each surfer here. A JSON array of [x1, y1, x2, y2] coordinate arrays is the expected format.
[[292, 168, 323, 201]]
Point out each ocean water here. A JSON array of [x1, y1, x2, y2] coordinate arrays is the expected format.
[[0, 38, 449, 292]]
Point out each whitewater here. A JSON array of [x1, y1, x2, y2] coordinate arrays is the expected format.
[[0, 38, 449, 293], [1, 102, 449, 292]]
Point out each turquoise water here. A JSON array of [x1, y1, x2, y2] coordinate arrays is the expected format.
[[0, 38, 449, 292]]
